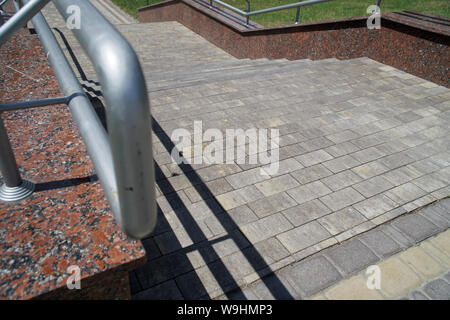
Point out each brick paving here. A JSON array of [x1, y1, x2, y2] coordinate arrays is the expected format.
[[39, 2, 450, 299], [222, 199, 450, 300]]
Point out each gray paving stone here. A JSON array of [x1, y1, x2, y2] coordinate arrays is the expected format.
[[265, 158, 304, 176], [141, 238, 163, 261], [418, 206, 450, 230], [382, 166, 422, 185], [251, 237, 291, 265], [326, 130, 360, 144], [353, 175, 395, 198], [323, 155, 361, 173], [318, 207, 367, 236], [408, 158, 441, 176], [226, 205, 259, 226], [379, 225, 414, 249], [325, 141, 360, 158], [248, 192, 297, 218], [351, 147, 386, 164], [240, 213, 293, 243], [282, 199, 331, 227], [359, 230, 402, 258], [320, 187, 365, 212], [291, 164, 333, 184], [321, 169, 363, 191], [136, 251, 195, 289], [300, 136, 334, 152], [423, 279, 450, 300], [287, 181, 332, 205], [238, 185, 266, 203], [412, 173, 448, 193], [282, 255, 342, 297], [254, 174, 300, 196], [175, 266, 229, 299], [352, 161, 390, 179], [391, 213, 440, 243], [353, 194, 399, 219], [410, 290, 429, 300], [249, 274, 298, 300], [184, 178, 233, 202], [385, 182, 427, 205], [445, 272, 450, 283], [132, 280, 184, 300], [227, 287, 259, 300], [277, 221, 332, 253], [295, 150, 334, 167], [197, 164, 244, 181], [324, 239, 379, 276], [225, 167, 270, 189]]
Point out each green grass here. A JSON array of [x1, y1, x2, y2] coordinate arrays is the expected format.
[[112, 0, 450, 26]]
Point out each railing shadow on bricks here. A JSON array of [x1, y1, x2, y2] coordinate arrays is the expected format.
[[138, 118, 296, 299]]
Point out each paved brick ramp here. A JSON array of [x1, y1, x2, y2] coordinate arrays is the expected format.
[[40, 2, 450, 299]]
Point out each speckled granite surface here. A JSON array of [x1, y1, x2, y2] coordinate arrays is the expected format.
[[0, 27, 146, 299]]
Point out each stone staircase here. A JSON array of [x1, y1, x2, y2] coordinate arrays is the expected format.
[[39, 1, 450, 300]]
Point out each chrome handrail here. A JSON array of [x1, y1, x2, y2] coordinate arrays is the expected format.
[[0, 0, 156, 239]]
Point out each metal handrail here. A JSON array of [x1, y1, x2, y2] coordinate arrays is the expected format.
[[0, 0, 156, 239], [209, 0, 382, 25], [211, 0, 333, 25]]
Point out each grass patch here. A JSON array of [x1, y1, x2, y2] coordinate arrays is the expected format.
[[112, 0, 450, 26]]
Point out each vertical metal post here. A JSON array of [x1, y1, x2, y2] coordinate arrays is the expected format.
[[245, 0, 250, 25], [209, 0, 213, 9], [295, 1, 301, 24], [0, 115, 34, 201]]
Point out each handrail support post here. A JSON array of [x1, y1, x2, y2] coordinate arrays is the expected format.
[[295, 1, 301, 24], [0, 115, 34, 202], [245, 0, 250, 25]]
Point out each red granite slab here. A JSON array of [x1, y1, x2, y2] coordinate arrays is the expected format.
[[0, 27, 146, 299]]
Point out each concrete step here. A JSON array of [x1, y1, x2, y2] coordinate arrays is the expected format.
[[146, 59, 340, 92], [143, 58, 301, 82]]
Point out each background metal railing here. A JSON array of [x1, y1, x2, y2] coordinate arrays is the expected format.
[[0, 0, 157, 239], [207, 0, 382, 25]]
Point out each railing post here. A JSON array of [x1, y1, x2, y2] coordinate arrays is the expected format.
[[0, 115, 34, 201], [209, 0, 213, 9], [295, 0, 301, 24], [245, 0, 250, 25]]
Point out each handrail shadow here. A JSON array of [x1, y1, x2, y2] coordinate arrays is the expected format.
[[148, 118, 294, 299]]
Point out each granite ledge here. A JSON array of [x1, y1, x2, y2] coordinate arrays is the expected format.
[[0, 26, 146, 299]]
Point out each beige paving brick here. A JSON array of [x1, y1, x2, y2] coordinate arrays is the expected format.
[[398, 246, 445, 279], [325, 275, 384, 300], [378, 257, 423, 298], [429, 230, 450, 257], [419, 242, 450, 268], [311, 294, 328, 300]]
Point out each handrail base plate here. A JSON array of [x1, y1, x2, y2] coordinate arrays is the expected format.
[[0, 180, 35, 202]]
